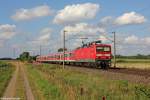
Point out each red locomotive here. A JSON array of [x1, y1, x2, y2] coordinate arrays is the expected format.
[[36, 40, 112, 69]]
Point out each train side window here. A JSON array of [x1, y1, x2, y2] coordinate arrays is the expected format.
[[70, 53, 74, 57], [61, 55, 64, 58], [70, 53, 72, 57], [60, 55, 63, 58], [56, 55, 60, 59], [65, 54, 68, 57]]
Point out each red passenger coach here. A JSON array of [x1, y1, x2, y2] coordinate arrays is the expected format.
[[36, 40, 112, 69]]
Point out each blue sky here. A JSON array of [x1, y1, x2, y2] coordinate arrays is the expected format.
[[0, 0, 150, 58]]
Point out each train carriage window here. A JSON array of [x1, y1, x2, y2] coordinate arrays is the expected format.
[[57, 55, 60, 59], [60, 55, 63, 58], [70, 53, 73, 57], [52, 56, 53, 58], [55, 55, 57, 58], [65, 54, 67, 57], [48, 56, 51, 58], [68, 53, 71, 57]]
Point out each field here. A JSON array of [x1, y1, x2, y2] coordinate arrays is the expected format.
[[113, 58, 150, 69], [27, 63, 150, 100], [0, 60, 150, 100], [0, 61, 14, 97]]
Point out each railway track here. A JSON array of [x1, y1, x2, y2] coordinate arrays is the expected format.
[[65, 64, 150, 77], [62, 64, 150, 85], [108, 68, 150, 77]]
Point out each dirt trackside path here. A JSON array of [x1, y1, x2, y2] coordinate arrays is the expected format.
[[2, 61, 34, 100], [2, 61, 19, 98], [20, 62, 34, 100]]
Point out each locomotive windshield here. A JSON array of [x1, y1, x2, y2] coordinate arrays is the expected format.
[[96, 46, 110, 52]]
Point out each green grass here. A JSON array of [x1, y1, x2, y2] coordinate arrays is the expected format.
[[27, 64, 63, 100], [26, 63, 150, 100], [111, 58, 150, 69], [114, 58, 150, 63], [0, 61, 14, 97]]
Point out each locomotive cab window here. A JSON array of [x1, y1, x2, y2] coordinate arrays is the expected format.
[[96, 46, 110, 52]]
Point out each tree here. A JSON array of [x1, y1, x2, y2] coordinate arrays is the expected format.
[[58, 48, 67, 52], [19, 52, 30, 61]]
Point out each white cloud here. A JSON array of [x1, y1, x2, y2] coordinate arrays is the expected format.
[[0, 40, 4, 47], [63, 23, 105, 36], [124, 35, 139, 44], [37, 33, 50, 42], [53, 3, 100, 24], [120, 35, 150, 54], [0, 24, 16, 31], [115, 12, 146, 25], [100, 12, 146, 27], [142, 37, 150, 45], [61, 23, 108, 49], [111, 34, 150, 55], [0, 24, 17, 47], [29, 27, 52, 45], [0, 24, 17, 40], [99, 16, 115, 28], [40, 27, 52, 34], [100, 16, 113, 25], [11, 5, 53, 21], [124, 35, 150, 46]]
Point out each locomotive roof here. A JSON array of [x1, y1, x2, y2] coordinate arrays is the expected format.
[[75, 40, 111, 49]]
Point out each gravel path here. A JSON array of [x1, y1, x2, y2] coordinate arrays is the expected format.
[[20, 62, 34, 100], [2, 61, 35, 100], [2, 62, 19, 98]]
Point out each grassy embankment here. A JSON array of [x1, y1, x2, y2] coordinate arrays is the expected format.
[[26, 63, 150, 100], [0, 61, 14, 97], [112, 58, 150, 69]]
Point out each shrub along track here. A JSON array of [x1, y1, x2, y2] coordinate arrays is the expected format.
[[2, 61, 34, 100]]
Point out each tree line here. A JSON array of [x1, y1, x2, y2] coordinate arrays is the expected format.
[[17, 52, 37, 62], [115, 54, 150, 59]]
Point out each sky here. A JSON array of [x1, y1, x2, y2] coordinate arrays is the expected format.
[[0, 0, 150, 58]]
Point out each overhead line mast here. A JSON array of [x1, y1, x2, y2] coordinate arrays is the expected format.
[[112, 32, 116, 68], [63, 30, 66, 69], [40, 45, 42, 56]]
